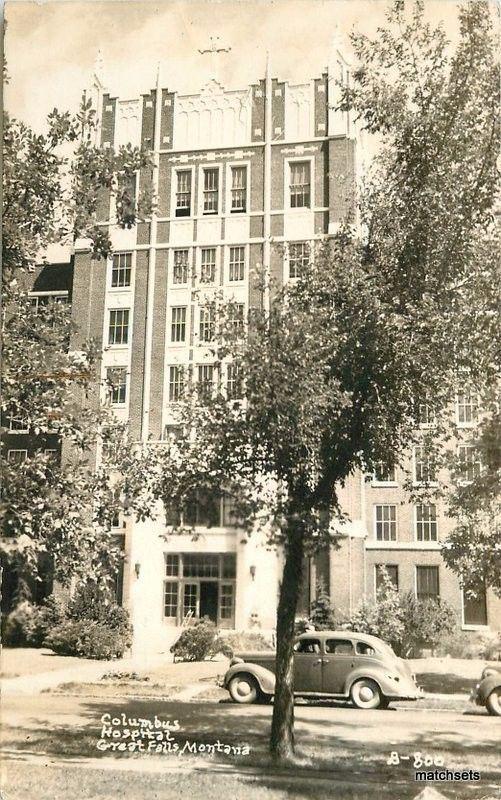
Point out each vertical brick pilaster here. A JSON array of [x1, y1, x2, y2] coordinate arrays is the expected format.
[[160, 89, 175, 149], [129, 251, 149, 440], [314, 73, 328, 138], [251, 80, 265, 142], [271, 80, 285, 141], [148, 250, 168, 439], [328, 138, 356, 226]]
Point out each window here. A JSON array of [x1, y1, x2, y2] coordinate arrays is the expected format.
[[7, 449, 28, 464], [197, 364, 214, 401], [375, 564, 399, 595], [230, 166, 247, 213], [373, 463, 397, 483], [289, 161, 311, 208], [227, 364, 242, 400], [163, 424, 183, 441], [111, 252, 132, 288], [295, 638, 321, 654], [228, 304, 245, 335], [171, 306, 187, 343], [416, 566, 439, 601], [106, 366, 127, 405], [229, 246, 245, 281], [7, 415, 29, 433], [200, 248, 216, 283], [173, 250, 189, 285], [222, 552, 237, 577], [168, 366, 185, 402], [417, 403, 436, 427], [165, 554, 179, 577], [183, 553, 220, 578], [30, 292, 68, 309], [325, 639, 354, 655], [183, 583, 198, 616], [164, 581, 178, 617], [463, 584, 488, 626], [414, 445, 436, 484], [108, 309, 129, 345], [220, 584, 235, 619], [203, 168, 219, 214], [199, 307, 215, 342], [356, 642, 376, 655], [415, 504, 438, 542], [175, 170, 192, 217], [457, 445, 482, 482], [44, 449, 58, 461], [457, 391, 478, 425], [288, 242, 310, 278], [374, 505, 397, 541]]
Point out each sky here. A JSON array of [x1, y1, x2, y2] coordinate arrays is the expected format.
[[4, 0, 471, 133]]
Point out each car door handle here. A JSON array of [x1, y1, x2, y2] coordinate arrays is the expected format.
[[314, 658, 322, 664]]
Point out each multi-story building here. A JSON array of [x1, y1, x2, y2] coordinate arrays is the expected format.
[[68, 46, 500, 654]]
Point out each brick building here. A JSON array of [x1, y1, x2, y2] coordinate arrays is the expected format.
[[67, 46, 500, 653]]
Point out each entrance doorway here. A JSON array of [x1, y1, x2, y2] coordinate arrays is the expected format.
[[200, 582, 218, 623]]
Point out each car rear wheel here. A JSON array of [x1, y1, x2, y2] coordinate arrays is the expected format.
[[486, 688, 501, 716], [228, 673, 259, 704], [350, 678, 383, 710]]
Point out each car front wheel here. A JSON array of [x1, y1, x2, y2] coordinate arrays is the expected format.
[[485, 688, 501, 716], [350, 678, 383, 710], [228, 673, 259, 704]]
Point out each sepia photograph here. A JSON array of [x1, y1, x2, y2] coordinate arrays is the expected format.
[[1, 1, 500, 798]]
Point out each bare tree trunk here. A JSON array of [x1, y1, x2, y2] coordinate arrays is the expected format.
[[270, 526, 304, 762]]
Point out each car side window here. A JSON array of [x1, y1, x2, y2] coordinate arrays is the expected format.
[[325, 639, 354, 655], [356, 642, 376, 655], [294, 639, 321, 654]]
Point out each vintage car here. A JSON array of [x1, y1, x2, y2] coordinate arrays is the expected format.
[[470, 666, 501, 716], [223, 630, 421, 709]]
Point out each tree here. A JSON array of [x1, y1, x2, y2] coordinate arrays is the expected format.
[[1, 94, 152, 593], [119, 0, 499, 761]]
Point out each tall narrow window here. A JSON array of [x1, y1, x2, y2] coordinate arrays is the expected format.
[[229, 246, 245, 281], [228, 304, 245, 335], [197, 364, 214, 402], [111, 252, 132, 288], [171, 306, 187, 343], [414, 445, 436, 484], [200, 248, 216, 283], [168, 366, 185, 401], [203, 168, 219, 214], [164, 582, 178, 618], [227, 364, 242, 400], [199, 306, 215, 343], [108, 309, 129, 345], [457, 445, 482, 482], [106, 366, 127, 405], [288, 242, 310, 278], [463, 584, 488, 626], [289, 161, 311, 208], [374, 505, 397, 541], [175, 170, 192, 217], [415, 504, 438, 542], [416, 566, 439, 601], [173, 250, 189, 285], [417, 403, 436, 426], [457, 391, 478, 424], [230, 166, 247, 213], [7, 450, 28, 464]]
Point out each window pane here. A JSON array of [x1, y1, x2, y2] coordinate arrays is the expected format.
[[220, 584, 235, 619], [165, 554, 179, 577], [164, 581, 178, 617]]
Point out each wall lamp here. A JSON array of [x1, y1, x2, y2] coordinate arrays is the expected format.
[[249, 564, 256, 581], [134, 562, 141, 579]]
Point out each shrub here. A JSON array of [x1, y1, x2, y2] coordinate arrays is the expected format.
[[45, 619, 131, 659], [67, 583, 130, 635], [2, 601, 40, 647], [214, 631, 273, 659], [170, 618, 219, 662], [343, 572, 405, 652], [399, 594, 457, 657], [309, 581, 338, 631]]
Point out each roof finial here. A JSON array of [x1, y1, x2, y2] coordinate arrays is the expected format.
[[93, 48, 106, 88]]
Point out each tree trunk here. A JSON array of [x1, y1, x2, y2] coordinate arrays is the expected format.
[[270, 526, 305, 762]]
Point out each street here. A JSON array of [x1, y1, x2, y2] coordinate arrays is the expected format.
[[1, 694, 500, 799]]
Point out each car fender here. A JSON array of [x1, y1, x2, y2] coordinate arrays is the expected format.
[[476, 675, 501, 703], [224, 662, 276, 695], [345, 666, 406, 698]]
